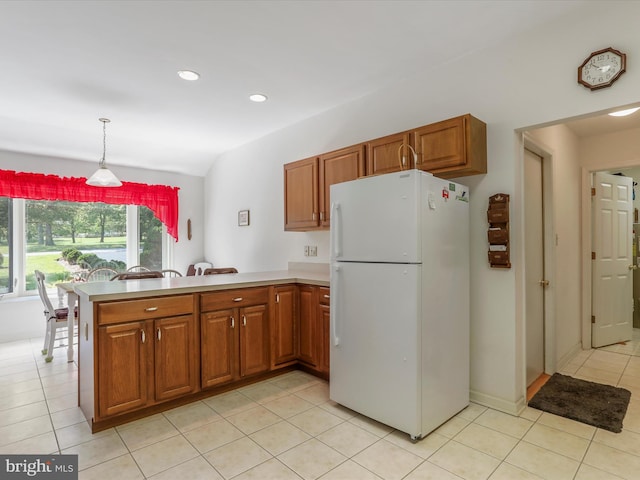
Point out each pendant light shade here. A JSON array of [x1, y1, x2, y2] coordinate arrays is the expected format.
[[86, 118, 122, 187]]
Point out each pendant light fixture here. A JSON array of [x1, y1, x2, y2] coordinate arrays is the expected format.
[[86, 118, 122, 187]]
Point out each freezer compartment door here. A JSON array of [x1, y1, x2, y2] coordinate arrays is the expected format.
[[330, 262, 421, 436], [330, 171, 421, 263]]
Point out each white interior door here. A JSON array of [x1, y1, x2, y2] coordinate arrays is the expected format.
[[592, 171, 633, 347], [524, 149, 545, 386]]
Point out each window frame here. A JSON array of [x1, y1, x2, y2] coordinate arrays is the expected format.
[[2, 198, 173, 298]]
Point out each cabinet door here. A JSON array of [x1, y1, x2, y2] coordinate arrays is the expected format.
[[240, 304, 270, 377], [155, 315, 197, 401], [201, 309, 238, 388], [319, 145, 365, 228], [284, 157, 319, 230], [365, 132, 412, 176], [317, 287, 331, 375], [298, 285, 317, 366], [413, 114, 487, 178], [318, 304, 330, 375], [98, 321, 150, 417], [272, 285, 297, 367]]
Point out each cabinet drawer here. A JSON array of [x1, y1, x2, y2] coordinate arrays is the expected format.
[[318, 287, 330, 306], [98, 295, 193, 325], [200, 287, 269, 312]]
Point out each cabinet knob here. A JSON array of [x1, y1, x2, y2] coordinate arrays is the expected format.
[[141, 329, 146, 343], [157, 328, 162, 341], [242, 315, 247, 327], [230, 316, 235, 328], [145, 307, 158, 312], [323, 294, 330, 299], [233, 297, 243, 302]]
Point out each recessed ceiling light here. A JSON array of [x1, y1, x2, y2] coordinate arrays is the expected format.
[[608, 107, 640, 117], [249, 93, 268, 102], [177, 70, 200, 81]]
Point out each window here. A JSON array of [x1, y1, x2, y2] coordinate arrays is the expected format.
[[1, 197, 170, 295], [0, 197, 12, 294]]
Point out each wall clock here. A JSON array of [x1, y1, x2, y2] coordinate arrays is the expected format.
[[578, 47, 626, 90]]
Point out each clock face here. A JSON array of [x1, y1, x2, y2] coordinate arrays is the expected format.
[[578, 47, 626, 90]]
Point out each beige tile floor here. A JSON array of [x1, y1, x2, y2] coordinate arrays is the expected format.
[[2, 333, 640, 480]]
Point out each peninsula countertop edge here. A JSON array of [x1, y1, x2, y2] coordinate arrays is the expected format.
[[73, 270, 330, 302]]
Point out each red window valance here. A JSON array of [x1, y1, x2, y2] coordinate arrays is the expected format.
[[0, 169, 180, 240]]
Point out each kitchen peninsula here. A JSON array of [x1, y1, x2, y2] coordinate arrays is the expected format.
[[75, 267, 329, 432]]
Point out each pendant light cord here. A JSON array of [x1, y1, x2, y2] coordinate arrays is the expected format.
[[99, 118, 110, 168]]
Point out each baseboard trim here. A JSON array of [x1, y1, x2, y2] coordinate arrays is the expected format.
[[470, 389, 527, 416], [555, 342, 585, 372]]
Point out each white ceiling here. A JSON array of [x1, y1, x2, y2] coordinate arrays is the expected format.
[[0, 0, 601, 177]]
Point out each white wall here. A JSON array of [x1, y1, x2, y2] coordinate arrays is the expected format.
[[204, 1, 640, 413], [0, 150, 204, 343]]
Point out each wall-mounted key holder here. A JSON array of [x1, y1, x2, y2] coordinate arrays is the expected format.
[[487, 193, 510, 268]]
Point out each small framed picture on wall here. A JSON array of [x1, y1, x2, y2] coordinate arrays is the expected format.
[[238, 210, 250, 226]]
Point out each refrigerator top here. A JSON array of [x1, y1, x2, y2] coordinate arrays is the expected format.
[[330, 170, 469, 264]]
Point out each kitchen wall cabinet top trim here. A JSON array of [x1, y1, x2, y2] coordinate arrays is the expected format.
[[74, 269, 329, 303]]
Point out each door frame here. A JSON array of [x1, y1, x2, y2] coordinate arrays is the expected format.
[[522, 134, 557, 379]]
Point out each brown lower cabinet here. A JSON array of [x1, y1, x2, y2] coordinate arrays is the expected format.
[[200, 287, 270, 389], [86, 284, 329, 431], [298, 285, 330, 377], [317, 287, 330, 375], [97, 295, 197, 419], [270, 285, 298, 367]]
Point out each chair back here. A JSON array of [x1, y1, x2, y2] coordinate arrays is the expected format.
[[34, 270, 55, 316], [126, 265, 151, 272], [187, 262, 213, 276], [203, 267, 238, 275], [112, 271, 164, 280], [161, 269, 183, 278], [86, 267, 119, 281]]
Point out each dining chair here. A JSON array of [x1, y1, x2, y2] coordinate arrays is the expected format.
[[86, 267, 119, 281], [126, 265, 151, 272], [187, 261, 213, 276], [161, 269, 183, 278], [35, 270, 76, 362], [111, 270, 164, 280], [203, 267, 238, 275]]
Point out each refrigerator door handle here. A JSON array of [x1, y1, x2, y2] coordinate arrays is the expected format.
[[331, 264, 340, 346], [331, 202, 342, 259]]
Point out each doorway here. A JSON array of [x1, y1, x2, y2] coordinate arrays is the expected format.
[[524, 147, 550, 388], [591, 171, 634, 348]]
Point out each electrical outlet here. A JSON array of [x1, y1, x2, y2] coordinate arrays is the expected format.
[[309, 245, 317, 256], [304, 245, 309, 256]]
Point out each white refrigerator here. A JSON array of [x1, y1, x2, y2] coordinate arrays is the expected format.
[[329, 169, 469, 441]]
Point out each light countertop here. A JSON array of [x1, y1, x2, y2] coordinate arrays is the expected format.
[[74, 269, 329, 302]]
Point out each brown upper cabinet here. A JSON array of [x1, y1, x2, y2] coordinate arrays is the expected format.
[[284, 145, 364, 231], [284, 114, 486, 231], [284, 157, 318, 230], [318, 145, 365, 228], [413, 114, 487, 178], [365, 131, 412, 176]]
